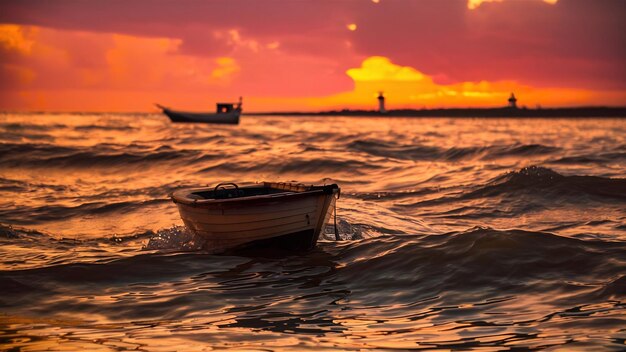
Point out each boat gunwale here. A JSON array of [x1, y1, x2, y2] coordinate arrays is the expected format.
[[171, 187, 336, 207]]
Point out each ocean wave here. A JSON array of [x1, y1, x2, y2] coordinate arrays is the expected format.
[[0, 224, 23, 238], [0, 142, 222, 169], [347, 139, 559, 161], [551, 152, 626, 164], [348, 188, 442, 201], [335, 227, 626, 300], [0, 223, 158, 244], [197, 157, 381, 174], [0, 177, 71, 193], [2, 226, 623, 303], [74, 124, 137, 132], [0, 122, 67, 131], [1, 225, 623, 350], [0, 252, 214, 287], [0, 198, 169, 225], [402, 166, 626, 209], [471, 166, 626, 200], [594, 275, 626, 299], [347, 139, 441, 160]]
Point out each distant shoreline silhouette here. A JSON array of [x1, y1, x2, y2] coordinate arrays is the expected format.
[[2, 106, 625, 117], [247, 106, 626, 118]]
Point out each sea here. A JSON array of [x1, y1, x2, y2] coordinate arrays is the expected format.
[[0, 113, 625, 351]]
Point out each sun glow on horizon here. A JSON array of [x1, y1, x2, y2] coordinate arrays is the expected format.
[[1, 22, 624, 112], [266, 56, 626, 112], [347, 57, 425, 82], [468, 0, 558, 10]]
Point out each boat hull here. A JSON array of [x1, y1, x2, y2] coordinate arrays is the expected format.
[[162, 108, 240, 124], [171, 183, 338, 253]]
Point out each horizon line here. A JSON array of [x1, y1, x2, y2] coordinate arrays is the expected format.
[[2, 105, 626, 115]]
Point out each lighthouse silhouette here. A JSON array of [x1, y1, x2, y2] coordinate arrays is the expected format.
[[377, 92, 386, 113], [508, 93, 518, 109]]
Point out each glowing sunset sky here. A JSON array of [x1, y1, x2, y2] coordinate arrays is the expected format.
[[0, 0, 625, 112]]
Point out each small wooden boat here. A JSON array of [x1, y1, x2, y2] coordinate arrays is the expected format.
[[156, 97, 242, 124], [171, 182, 340, 253]]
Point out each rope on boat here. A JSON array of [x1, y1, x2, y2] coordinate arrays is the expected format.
[[334, 195, 340, 241]]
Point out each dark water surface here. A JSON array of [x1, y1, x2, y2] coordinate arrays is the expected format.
[[1, 113, 625, 351]]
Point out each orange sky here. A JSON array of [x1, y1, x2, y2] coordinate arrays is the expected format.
[[1, 0, 625, 112]]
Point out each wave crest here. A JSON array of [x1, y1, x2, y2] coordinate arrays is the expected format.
[[336, 227, 626, 298], [471, 166, 626, 200], [347, 139, 559, 161]]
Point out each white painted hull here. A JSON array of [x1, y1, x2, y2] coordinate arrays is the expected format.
[[171, 183, 339, 253]]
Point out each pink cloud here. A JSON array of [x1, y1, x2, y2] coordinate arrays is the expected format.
[[349, 0, 626, 89], [0, 0, 624, 104]]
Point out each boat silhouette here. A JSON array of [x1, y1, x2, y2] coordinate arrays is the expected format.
[[156, 97, 242, 124]]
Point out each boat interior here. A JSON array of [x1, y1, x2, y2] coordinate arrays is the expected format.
[[188, 183, 292, 200], [180, 182, 338, 201]]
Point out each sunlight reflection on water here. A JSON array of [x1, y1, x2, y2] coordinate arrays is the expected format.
[[0, 113, 625, 350]]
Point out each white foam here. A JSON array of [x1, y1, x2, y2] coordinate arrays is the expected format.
[[142, 225, 206, 252]]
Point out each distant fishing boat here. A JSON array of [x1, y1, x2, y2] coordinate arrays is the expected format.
[[156, 97, 242, 124], [171, 182, 340, 253]]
